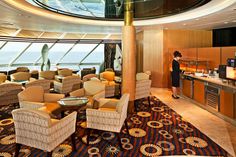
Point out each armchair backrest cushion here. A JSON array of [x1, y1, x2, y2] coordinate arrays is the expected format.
[[11, 72, 31, 81], [58, 69, 73, 77], [39, 71, 56, 80], [0, 82, 22, 106], [84, 80, 105, 96], [136, 72, 150, 81], [0, 73, 7, 83], [82, 74, 98, 82], [100, 71, 115, 81], [16, 67, 29, 72], [12, 108, 51, 128], [62, 75, 81, 90], [18, 86, 44, 102], [25, 79, 51, 93], [116, 93, 130, 113]]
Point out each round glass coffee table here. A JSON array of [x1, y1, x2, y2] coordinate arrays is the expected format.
[[58, 97, 89, 118]]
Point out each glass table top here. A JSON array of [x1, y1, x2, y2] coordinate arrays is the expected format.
[[58, 97, 89, 106], [28, 0, 211, 20]]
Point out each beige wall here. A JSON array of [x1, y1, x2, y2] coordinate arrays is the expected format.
[[137, 29, 212, 88]]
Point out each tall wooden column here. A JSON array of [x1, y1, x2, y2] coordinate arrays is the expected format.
[[122, 0, 136, 112]]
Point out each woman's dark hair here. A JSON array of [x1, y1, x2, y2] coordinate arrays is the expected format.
[[173, 51, 182, 57]]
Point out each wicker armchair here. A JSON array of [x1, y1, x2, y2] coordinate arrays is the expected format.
[[82, 74, 98, 82], [12, 109, 77, 157], [0, 82, 22, 106], [10, 72, 34, 82], [39, 71, 56, 81], [16, 67, 29, 72], [0, 73, 7, 84], [69, 80, 105, 108], [135, 72, 152, 111], [25, 79, 51, 93], [18, 86, 64, 114], [54, 75, 82, 94], [100, 71, 118, 97], [86, 93, 130, 149]]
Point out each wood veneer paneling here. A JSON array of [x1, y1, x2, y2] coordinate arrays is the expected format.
[[197, 47, 221, 70], [164, 30, 212, 88], [143, 29, 164, 87], [137, 29, 212, 87], [220, 90, 234, 119], [193, 80, 205, 105], [182, 79, 192, 98], [136, 31, 144, 73], [221, 47, 236, 65]]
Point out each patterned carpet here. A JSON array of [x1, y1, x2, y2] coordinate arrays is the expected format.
[[0, 97, 228, 157]]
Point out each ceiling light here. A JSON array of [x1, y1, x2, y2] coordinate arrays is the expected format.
[[224, 21, 228, 24], [183, 23, 186, 26]]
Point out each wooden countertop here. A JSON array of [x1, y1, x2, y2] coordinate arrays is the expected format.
[[183, 74, 236, 91]]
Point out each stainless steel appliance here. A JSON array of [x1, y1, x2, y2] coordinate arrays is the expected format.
[[205, 84, 220, 111]]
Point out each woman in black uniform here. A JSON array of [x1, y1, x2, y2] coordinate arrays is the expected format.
[[172, 51, 182, 99]]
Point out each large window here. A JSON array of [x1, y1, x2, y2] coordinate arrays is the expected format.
[[60, 44, 99, 64], [0, 42, 29, 65], [0, 40, 112, 73], [14, 43, 53, 64]]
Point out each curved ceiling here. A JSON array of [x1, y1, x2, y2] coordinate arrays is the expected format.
[[0, 0, 236, 33]]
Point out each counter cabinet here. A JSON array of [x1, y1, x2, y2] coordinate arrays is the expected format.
[[181, 75, 236, 121]]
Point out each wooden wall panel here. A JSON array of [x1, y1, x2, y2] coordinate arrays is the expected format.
[[163, 29, 212, 49], [143, 29, 164, 87], [137, 29, 212, 87], [164, 29, 212, 88], [193, 80, 205, 105], [220, 90, 234, 119], [136, 31, 144, 73], [197, 47, 220, 70], [221, 47, 236, 65]]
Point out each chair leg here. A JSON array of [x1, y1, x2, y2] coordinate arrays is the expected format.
[[124, 119, 130, 136], [71, 133, 76, 151], [116, 132, 123, 151], [148, 96, 151, 110], [14, 143, 21, 157], [87, 128, 91, 146], [47, 152, 52, 157], [134, 102, 137, 112]]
